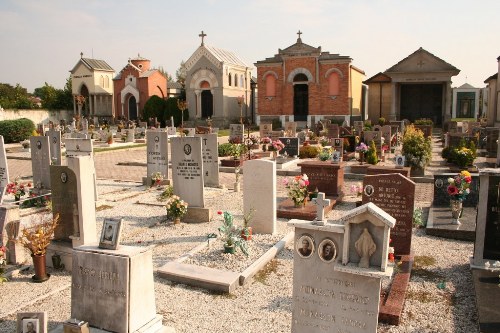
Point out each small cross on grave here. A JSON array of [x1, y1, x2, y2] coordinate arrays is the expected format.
[[199, 30, 207, 46], [313, 192, 330, 225]]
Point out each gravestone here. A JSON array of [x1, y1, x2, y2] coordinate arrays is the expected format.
[[46, 130, 62, 166], [279, 137, 300, 157], [285, 121, 297, 136], [0, 136, 9, 203], [196, 133, 219, 187], [433, 173, 479, 207], [166, 127, 177, 136], [229, 124, 244, 143], [171, 136, 204, 208], [243, 159, 276, 234], [332, 137, 343, 160], [146, 130, 169, 183], [81, 118, 88, 133], [471, 169, 500, 267], [362, 173, 415, 255], [381, 125, 392, 151], [290, 202, 394, 333], [71, 245, 164, 333], [326, 123, 339, 138], [126, 129, 135, 142], [297, 161, 344, 198], [71, 132, 89, 139], [64, 138, 98, 201], [373, 125, 382, 131], [0, 205, 24, 264], [354, 121, 364, 135], [47, 156, 98, 270], [186, 128, 196, 137], [30, 136, 51, 190], [259, 123, 272, 138], [340, 126, 352, 136]]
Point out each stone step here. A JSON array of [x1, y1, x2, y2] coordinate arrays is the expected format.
[[157, 261, 240, 293]]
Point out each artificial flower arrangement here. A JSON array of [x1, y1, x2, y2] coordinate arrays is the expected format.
[[217, 211, 248, 255], [350, 183, 363, 197], [283, 174, 310, 206], [248, 135, 260, 145], [355, 142, 369, 154], [18, 214, 59, 256], [165, 195, 188, 221], [269, 139, 285, 152], [6, 177, 31, 201], [260, 137, 272, 144], [447, 170, 472, 202]]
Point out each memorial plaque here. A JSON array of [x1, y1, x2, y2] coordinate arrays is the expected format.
[[146, 131, 169, 180], [30, 136, 51, 189], [65, 138, 93, 157], [326, 123, 339, 138], [196, 133, 219, 187], [229, 124, 244, 143], [381, 125, 391, 151], [47, 130, 62, 165], [332, 138, 344, 160], [433, 173, 479, 207], [0, 136, 9, 203], [171, 136, 204, 207], [285, 121, 297, 136], [279, 137, 300, 157], [362, 173, 415, 255]]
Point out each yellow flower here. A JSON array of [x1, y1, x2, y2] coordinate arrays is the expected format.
[[460, 170, 471, 177]]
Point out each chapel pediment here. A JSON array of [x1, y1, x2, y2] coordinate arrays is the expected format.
[[385, 47, 460, 75], [279, 37, 321, 56], [185, 45, 250, 71]]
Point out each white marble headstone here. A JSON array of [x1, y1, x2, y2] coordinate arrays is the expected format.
[[30, 136, 51, 189], [46, 130, 62, 165], [146, 131, 169, 180], [243, 159, 276, 234], [196, 133, 219, 187]]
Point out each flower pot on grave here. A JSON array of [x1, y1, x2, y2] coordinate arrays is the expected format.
[[410, 166, 425, 177], [174, 218, 181, 225], [224, 244, 236, 254], [32, 254, 50, 282]]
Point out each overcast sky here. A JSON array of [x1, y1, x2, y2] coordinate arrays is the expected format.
[[1, 0, 498, 92]]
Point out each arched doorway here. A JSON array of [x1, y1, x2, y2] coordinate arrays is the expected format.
[[293, 73, 309, 121], [128, 95, 137, 120], [80, 84, 90, 115], [201, 90, 213, 118]]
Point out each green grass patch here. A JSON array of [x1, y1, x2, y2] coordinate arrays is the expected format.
[[406, 290, 439, 303], [217, 129, 230, 137], [254, 259, 279, 286], [413, 255, 436, 267]]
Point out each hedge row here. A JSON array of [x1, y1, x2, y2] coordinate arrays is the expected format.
[[0, 118, 35, 143]]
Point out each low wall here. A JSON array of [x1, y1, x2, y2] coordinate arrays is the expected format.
[[0, 109, 74, 124]]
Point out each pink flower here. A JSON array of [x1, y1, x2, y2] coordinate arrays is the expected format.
[[282, 178, 289, 186], [304, 180, 310, 186]]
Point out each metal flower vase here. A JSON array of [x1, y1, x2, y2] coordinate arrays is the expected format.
[[450, 199, 462, 225]]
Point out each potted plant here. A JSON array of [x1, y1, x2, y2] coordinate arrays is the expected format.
[[366, 140, 379, 165], [355, 142, 369, 165], [318, 148, 332, 161], [6, 177, 31, 202], [151, 172, 164, 188], [217, 211, 248, 255], [18, 214, 59, 282], [166, 195, 188, 224], [283, 174, 310, 207], [447, 171, 472, 225], [402, 125, 432, 176]]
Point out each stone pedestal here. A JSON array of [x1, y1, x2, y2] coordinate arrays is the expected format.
[[71, 245, 163, 333], [297, 161, 344, 198]]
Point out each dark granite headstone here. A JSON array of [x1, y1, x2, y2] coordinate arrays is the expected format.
[[279, 137, 299, 157], [297, 161, 344, 197], [326, 123, 339, 138], [362, 173, 415, 255], [484, 175, 500, 260], [433, 173, 479, 207]]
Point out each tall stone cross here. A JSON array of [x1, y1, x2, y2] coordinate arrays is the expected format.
[[313, 192, 330, 225], [199, 30, 207, 46]]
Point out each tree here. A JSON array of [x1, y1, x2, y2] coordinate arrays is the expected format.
[[157, 66, 173, 81], [142, 95, 167, 124], [175, 60, 187, 87]]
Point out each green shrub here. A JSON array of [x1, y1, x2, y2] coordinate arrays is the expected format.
[[453, 147, 475, 167], [0, 118, 35, 143], [299, 145, 320, 159], [413, 207, 425, 227], [414, 119, 433, 126], [402, 125, 432, 168], [378, 117, 386, 126], [218, 143, 233, 157], [366, 140, 379, 165], [318, 149, 331, 161]]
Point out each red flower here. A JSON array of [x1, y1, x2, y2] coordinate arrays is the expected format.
[[447, 185, 459, 196], [464, 176, 472, 183], [217, 211, 222, 215]]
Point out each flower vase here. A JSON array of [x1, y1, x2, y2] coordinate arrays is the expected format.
[[174, 217, 181, 225], [32, 254, 50, 282], [272, 151, 278, 159], [450, 199, 462, 225], [359, 153, 364, 165]]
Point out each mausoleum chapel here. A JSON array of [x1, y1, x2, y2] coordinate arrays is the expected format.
[[69, 52, 115, 120], [113, 54, 167, 121], [184, 31, 252, 123], [255, 31, 366, 128], [364, 47, 460, 126]]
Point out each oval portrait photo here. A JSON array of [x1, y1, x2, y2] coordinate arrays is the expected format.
[[296, 235, 314, 259]]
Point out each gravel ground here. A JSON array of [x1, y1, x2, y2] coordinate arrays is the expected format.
[[0, 177, 479, 333]]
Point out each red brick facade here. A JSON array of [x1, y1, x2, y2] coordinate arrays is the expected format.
[[113, 56, 167, 120], [256, 37, 363, 121]]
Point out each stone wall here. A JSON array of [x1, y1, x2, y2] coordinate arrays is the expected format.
[[0, 109, 74, 124]]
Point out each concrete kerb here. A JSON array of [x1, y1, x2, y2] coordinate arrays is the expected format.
[[239, 231, 294, 286]]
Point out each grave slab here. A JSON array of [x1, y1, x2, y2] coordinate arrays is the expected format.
[[471, 269, 500, 333], [426, 206, 476, 241], [277, 197, 337, 221], [158, 261, 240, 293]]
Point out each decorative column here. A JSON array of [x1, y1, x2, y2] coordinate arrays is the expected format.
[[444, 81, 453, 123], [194, 89, 201, 119], [389, 82, 397, 121]]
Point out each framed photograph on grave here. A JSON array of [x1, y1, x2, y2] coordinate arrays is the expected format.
[[16, 312, 47, 333], [296, 234, 314, 258], [332, 151, 341, 164], [318, 238, 337, 262], [99, 218, 123, 250], [395, 155, 405, 168]]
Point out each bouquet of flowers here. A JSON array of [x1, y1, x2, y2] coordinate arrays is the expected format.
[[260, 137, 272, 144], [355, 142, 369, 154], [151, 172, 164, 187], [447, 170, 472, 202], [166, 195, 188, 220], [270, 139, 285, 152], [283, 174, 310, 206], [6, 177, 31, 200], [350, 183, 363, 197], [249, 135, 259, 145]]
